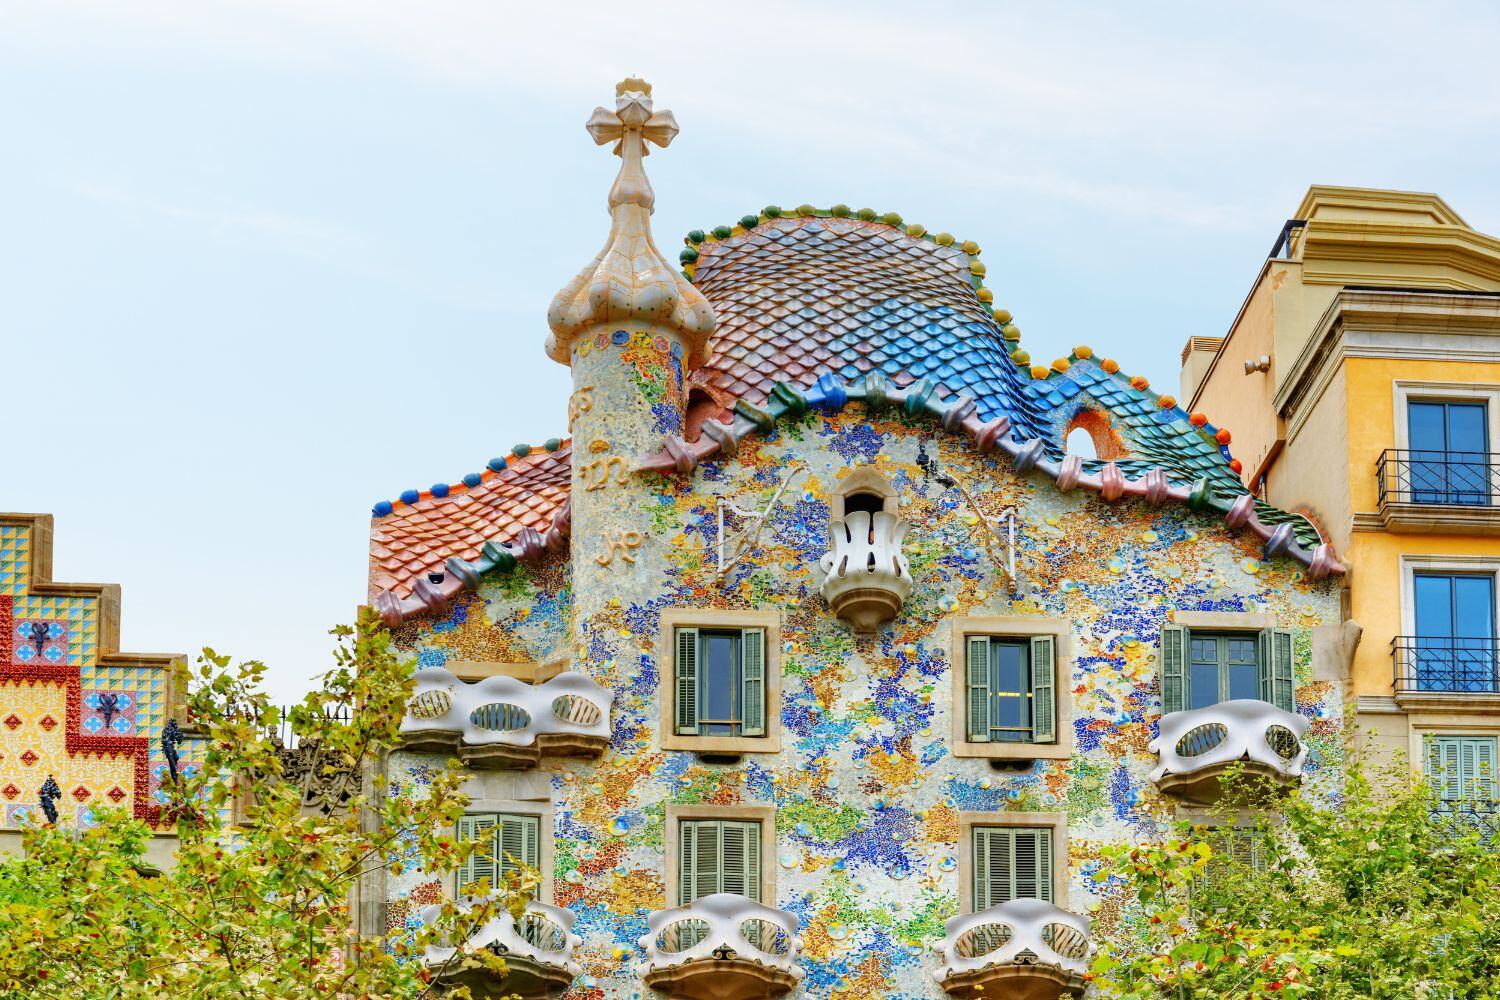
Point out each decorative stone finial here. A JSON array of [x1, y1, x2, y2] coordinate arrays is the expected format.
[[547, 78, 715, 366]]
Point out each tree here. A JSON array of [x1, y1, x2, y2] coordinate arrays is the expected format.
[[1088, 755, 1500, 999], [0, 610, 534, 999]]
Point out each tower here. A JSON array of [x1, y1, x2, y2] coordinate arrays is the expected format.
[[547, 78, 715, 648]]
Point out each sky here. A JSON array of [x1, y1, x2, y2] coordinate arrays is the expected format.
[[5, 1, 1500, 704]]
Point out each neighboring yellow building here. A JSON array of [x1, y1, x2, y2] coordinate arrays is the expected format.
[[1185, 186, 1500, 793]]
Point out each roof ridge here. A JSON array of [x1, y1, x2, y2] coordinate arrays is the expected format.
[[371, 437, 571, 519]]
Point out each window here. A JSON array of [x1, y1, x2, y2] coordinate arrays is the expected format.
[[972, 826, 1052, 907], [1409, 400, 1489, 505], [1413, 573, 1498, 693], [965, 635, 1056, 744], [1161, 626, 1293, 714], [678, 819, 762, 903], [660, 610, 780, 753], [1426, 736, 1498, 805], [674, 627, 765, 737], [457, 812, 540, 895]]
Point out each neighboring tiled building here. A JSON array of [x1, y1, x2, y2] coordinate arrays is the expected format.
[[0, 512, 192, 868], [1184, 185, 1500, 811], [366, 81, 1351, 1000]]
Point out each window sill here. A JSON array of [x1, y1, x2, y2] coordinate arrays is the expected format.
[[1394, 690, 1500, 714], [662, 733, 782, 754], [951, 739, 1071, 761]]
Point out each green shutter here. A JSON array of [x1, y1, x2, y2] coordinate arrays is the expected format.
[[675, 627, 699, 735], [967, 636, 991, 742], [1257, 628, 1296, 711], [457, 814, 498, 895], [1030, 635, 1056, 744], [496, 813, 541, 885], [1433, 736, 1500, 801], [1161, 625, 1188, 714], [741, 628, 765, 737], [680, 820, 762, 904], [973, 827, 1053, 908]]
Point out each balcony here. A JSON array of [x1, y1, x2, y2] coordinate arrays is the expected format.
[[639, 894, 802, 1000], [1149, 700, 1309, 804], [1392, 636, 1500, 707], [935, 899, 1090, 1000], [400, 668, 613, 768], [1375, 450, 1500, 533], [418, 898, 581, 999], [816, 509, 914, 632]]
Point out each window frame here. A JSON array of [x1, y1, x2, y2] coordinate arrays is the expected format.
[[1424, 733, 1499, 804], [1392, 381, 1500, 507], [454, 798, 554, 903], [957, 811, 1067, 912], [659, 608, 781, 754], [951, 617, 1072, 760], [663, 803, 777, 907], [1159, 611, 1294, 715]]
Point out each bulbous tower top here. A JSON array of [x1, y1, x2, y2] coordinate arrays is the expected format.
[[546, 78, 715, 367]]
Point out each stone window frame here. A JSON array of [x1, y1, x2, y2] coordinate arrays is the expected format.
[[956, 810, 1069, 912], [950, 615, 1073, 760], [1391, 379, 1500, 457], [1406, 715, 1500, 787], [662, 802, 778, 907], [831, 466, 900, 520], [659, 608, 783, 754], [454, 795, 556, 903]]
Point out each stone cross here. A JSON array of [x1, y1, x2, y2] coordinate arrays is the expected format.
[[584, 77, 680, 212]]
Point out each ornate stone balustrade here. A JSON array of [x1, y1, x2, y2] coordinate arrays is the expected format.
[[418, 898, 581, 999], [936, 898, 1089, 1000], [639, 893, 802, 1000], [1149, 698, 1309, 803], [400, 668, 612, 768], [816, 509, 913, 632]]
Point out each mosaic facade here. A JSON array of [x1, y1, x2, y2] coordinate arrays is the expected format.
[[367, 80, 1350, 999], [0, 514, 190, 831]]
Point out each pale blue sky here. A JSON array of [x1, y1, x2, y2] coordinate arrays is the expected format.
[[6, 2, 1499, 703]]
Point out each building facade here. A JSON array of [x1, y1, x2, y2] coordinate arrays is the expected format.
[[1184, 185, 1500, 811], [0, 512, 190, 868], [367, 82, 1351, 1000]]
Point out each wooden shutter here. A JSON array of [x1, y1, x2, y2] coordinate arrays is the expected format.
[[457, 814, 498, 895], [680, 820, 761, 904], [973, 827, 1053, 908], [1258, 628, 1296, 711], [1030, 635, 1056, 744], [675, 627, 699, 735], [967, 636, 991, 742], [496, 813, 541, 884], [1459, 736, 1499, 800], [1161, 625, 1188, 714], [1428, 736, 1464, 800], [719, 820, 761, 902], [741, 628, 765, 737]]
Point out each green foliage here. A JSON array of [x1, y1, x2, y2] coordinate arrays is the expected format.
[[0, 610, 533, 999], [1090, 757, 1500, 999]]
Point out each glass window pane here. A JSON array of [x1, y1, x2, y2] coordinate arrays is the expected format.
[[700, 630, 741, 736], [1414, 574, 1456, 638], [1452, 575, 1494, 637], [989, 640, 1031, 742], [1448, 403, 1488, 454], [1189, 637, 1221, 710], [1409, 402, 1448, 451]]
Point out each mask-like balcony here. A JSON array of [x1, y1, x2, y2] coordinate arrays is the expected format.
[[639, 894, 802, 1000], [1149, 699, 1309, 804], [401, 668, 612, 769], [816, 510, 913, 632], [936, 899, 1090, 1000], [418, 898, 581, 999]]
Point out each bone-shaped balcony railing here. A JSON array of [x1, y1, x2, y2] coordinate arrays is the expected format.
[[816, 510, 913, 631], [937, 898, 1091, 983], [419, 897, 582, 979], [639, 893, 802, 982], [1149, 699, 1309, 787], [400, 668, 613, 762]]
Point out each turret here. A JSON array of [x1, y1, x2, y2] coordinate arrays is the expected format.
[[547, 78, 715, 644]]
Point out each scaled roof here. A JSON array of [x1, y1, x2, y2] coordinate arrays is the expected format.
[[369, 206, 1340, 623]]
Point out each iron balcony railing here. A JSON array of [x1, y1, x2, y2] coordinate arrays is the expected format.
[[1392, 636, 1500, 694], [1377, 449, 1500, 509]]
